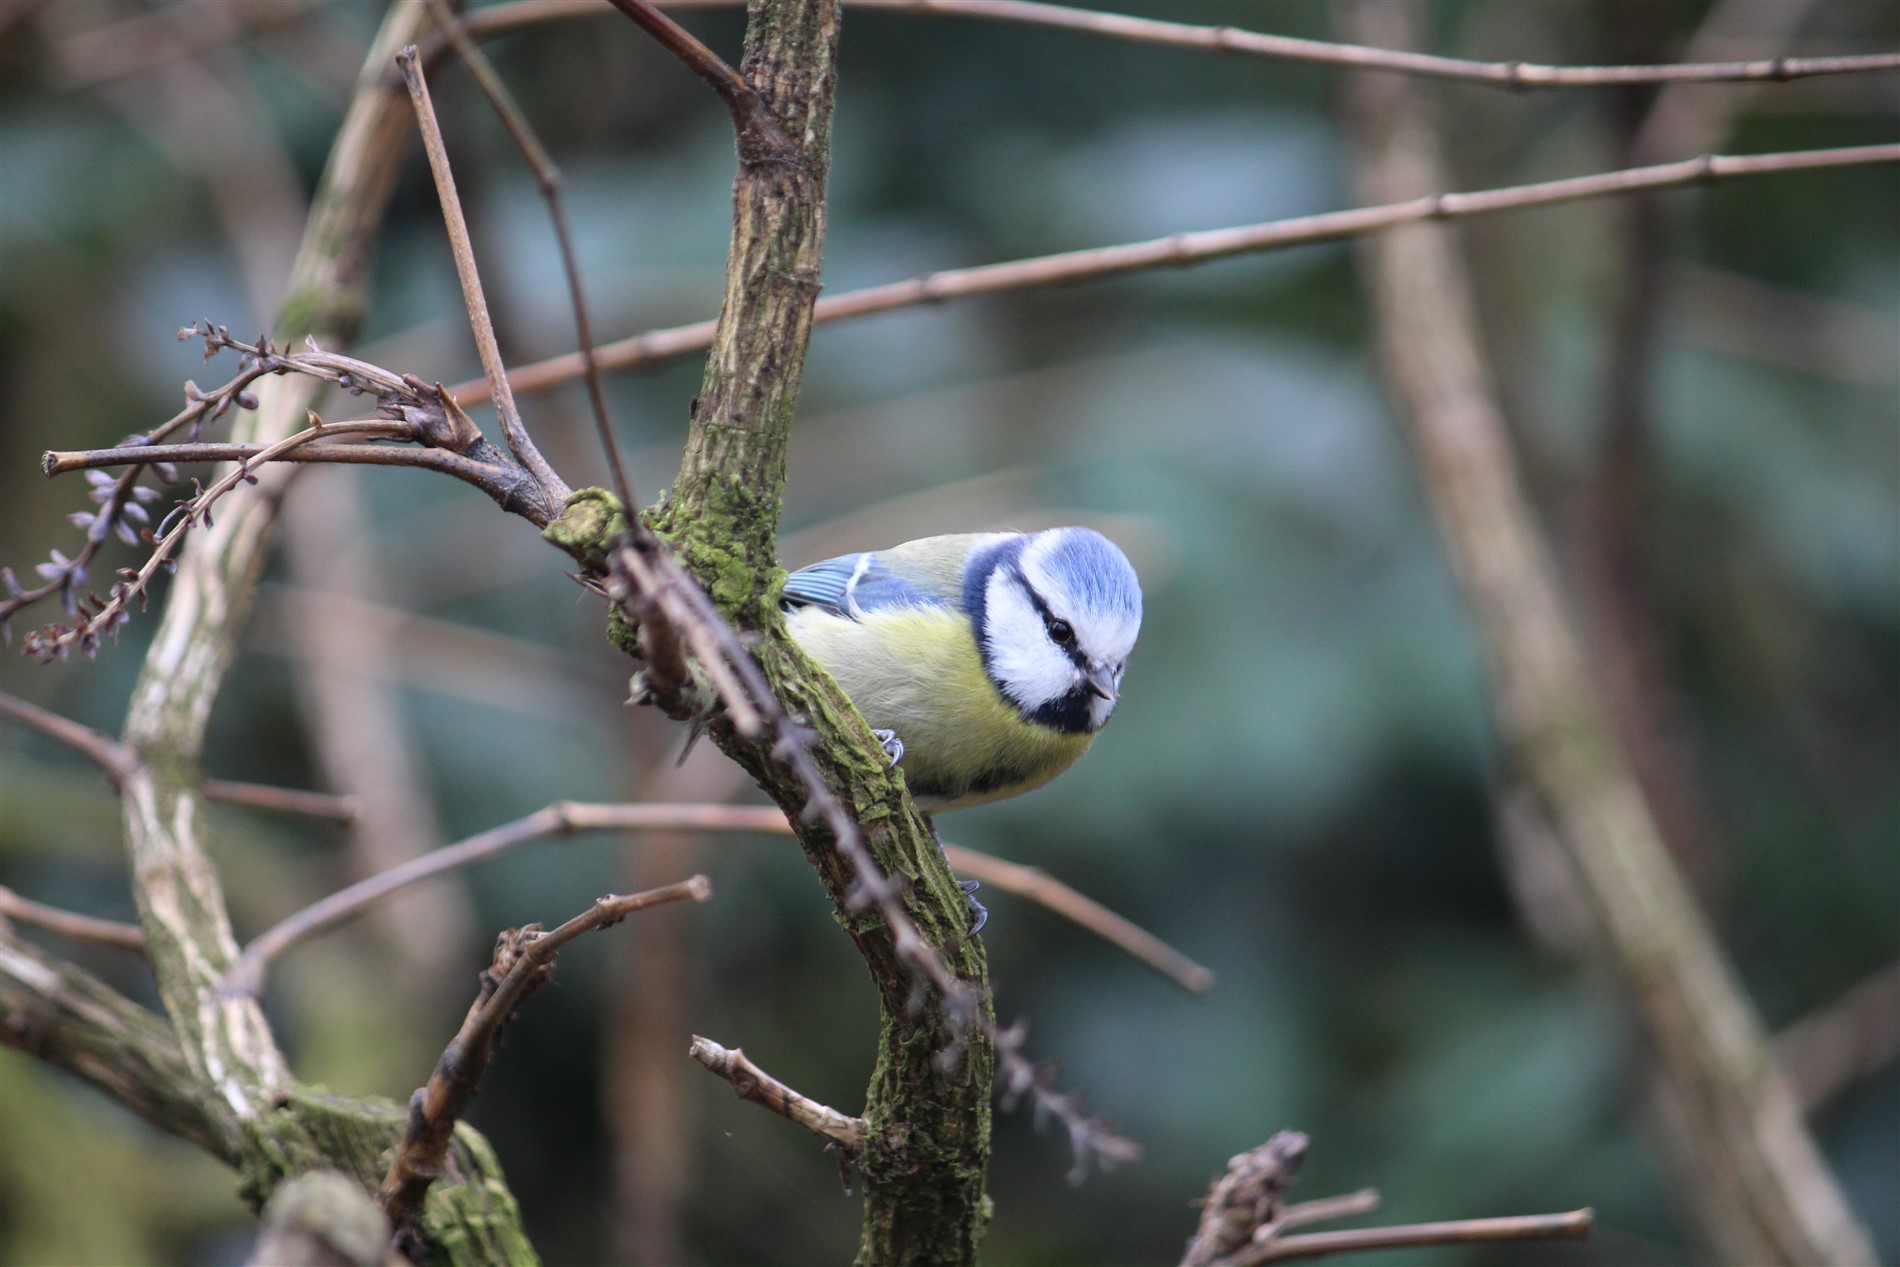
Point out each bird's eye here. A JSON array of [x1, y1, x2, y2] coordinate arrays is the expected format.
[[1046, 617, 1075, 647]]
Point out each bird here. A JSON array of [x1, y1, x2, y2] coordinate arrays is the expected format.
[[780, 526, 1142, 814]]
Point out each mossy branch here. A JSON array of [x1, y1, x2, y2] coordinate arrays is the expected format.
[[565, 0, 997, 1260]]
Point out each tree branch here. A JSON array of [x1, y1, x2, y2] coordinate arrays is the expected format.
[[442, 0, 1900, 91], [1227, 1210, 1593, 1264], [689, 1034, 866, 1157], [941, 845, 1213, 994], [458, 142, 1900, 404], [606, 0, 797, 162], [231, 801, 783, 991], [0, 688, 356, 825], [394, 45, 568, 510], [421, 0, 636, 510], [1182, 1130, 1591, 1267], [380, 878, 712, 1243], [0, 929, 243, 1164], [0, 888, 147, 953], [1338, 3, 1875, 1262]]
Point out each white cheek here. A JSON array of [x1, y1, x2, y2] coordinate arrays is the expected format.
[[984, 576, 1076, 710]]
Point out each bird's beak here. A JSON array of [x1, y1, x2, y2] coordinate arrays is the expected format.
[[1084, 666, 1118, 702]]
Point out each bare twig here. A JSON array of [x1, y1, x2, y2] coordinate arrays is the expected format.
[[603, 0, 797, 162], [421, 0, 635, 510], [852, 0, 1900, 88], [1777, 962, 1900, 1118], [379, 877, 713, 1237], [231, 802, 781, 990], [689, 1034, 865, 1156], [28, 415, 423, 662], [1183, 1130, 1591, 1267], [941, 845, 1214, 994], [0, 688, 356, 824], [0, 887, 147, 953], [445, 0, 1900, 90], [1225, 1210, 1594, 1264], [50, 0, 323, 90], [1274, 1191, 1382, 1233], [1184, 1131, 1309, 1267], [200, 779, 359, 824], [48, 431, 415, 472], [0, 688, 133, 779], [229, 794, 1210, 995], [393, 45, 568, 504], [459, 142, 1900, 404], [37, 325, 568, 535]]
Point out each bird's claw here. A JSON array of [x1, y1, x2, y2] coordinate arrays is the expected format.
[[959, 878, 987, 935], [872, 728, 905, 767]]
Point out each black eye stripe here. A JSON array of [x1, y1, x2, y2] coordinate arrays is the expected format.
[[1011, 565, 1088, 668]]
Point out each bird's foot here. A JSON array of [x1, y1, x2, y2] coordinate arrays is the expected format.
[[960, 878, 988, 935], [871, 728, 905, 766]]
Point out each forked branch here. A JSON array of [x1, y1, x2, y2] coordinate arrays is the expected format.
[[1182, 1131, 1591, 1267], [380, 877, 713, 1244]]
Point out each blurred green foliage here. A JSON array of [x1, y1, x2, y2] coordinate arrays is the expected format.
[[1, 1, 1894, 1264]]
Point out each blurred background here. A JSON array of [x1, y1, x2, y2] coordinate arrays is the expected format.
[[0, 0, 1895, 1263]]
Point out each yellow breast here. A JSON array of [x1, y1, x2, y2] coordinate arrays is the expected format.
[[786, 603, 1094, 810]]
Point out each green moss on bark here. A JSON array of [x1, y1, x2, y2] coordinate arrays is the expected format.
[[235, 1089, 535, 1267]]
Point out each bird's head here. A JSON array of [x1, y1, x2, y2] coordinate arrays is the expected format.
[[974, 527, 1142, 734]]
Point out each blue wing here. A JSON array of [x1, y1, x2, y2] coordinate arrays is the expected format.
[[782, 551, 950, 619]]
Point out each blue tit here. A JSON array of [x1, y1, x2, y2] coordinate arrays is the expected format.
[[781, 526, 1142, 812]]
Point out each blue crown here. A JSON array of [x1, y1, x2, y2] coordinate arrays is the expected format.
[[1038, 528, 1141, 618]]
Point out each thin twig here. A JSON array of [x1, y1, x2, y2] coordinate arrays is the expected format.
[[942, 844, 1214, 994], [230, 802, 782, 990], [27, 415, 426, 662], [200, 780, 359, 825], [0, 887, 147, 953], [1183, 1130, 1590, 1267], [421, 0, 636, 511], [393, 45, 568, 503], [46, 438, 515, 482], [603, 0, 796, 162], [230, 795, 1207, 995], [0, 688, 134, 779], [44, 423, 410, 472], [6, 313, 418, 644], [37, 326, 569, 530], [444, 0, 1900, 91], [689, 1034, 866, 1156], [856, 0, 1900, 88], [1226, 1210, 1594, 1264], [50, 0, 323, 90], [379, 877, 713, 1237], [1776, 962, 1900, 1117], [0, 688, 356, 824], [1184, 1132, 1310, 1267], [1274, 1191, 1382, 1233], [458, 142, 1900, 403]]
